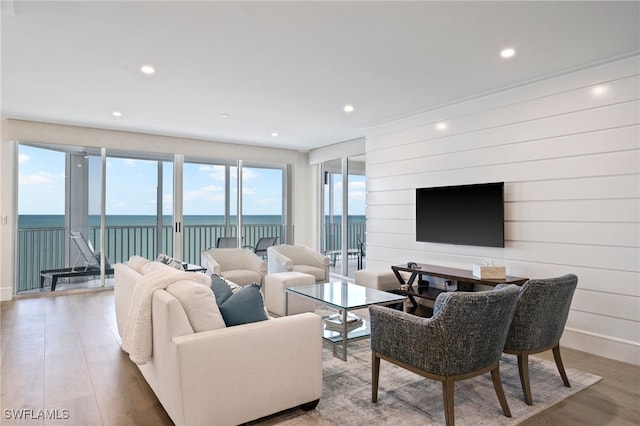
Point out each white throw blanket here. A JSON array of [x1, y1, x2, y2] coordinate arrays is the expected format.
[[121, 268, 210, 365]]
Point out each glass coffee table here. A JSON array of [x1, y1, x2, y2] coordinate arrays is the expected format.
[[285, 281, 407, 361]]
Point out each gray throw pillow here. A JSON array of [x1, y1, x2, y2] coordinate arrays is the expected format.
[[215, 283, 268, 327], [211, 274, 234, 304]]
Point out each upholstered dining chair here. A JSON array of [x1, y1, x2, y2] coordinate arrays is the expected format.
[[500, 274, 578, 405], [369, 285, 520, 426]]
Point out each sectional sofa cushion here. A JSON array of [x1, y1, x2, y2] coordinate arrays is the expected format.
[[166, 280, 226, 332]]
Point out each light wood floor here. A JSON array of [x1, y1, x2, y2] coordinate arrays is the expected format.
[[1, 290, 638, 425]]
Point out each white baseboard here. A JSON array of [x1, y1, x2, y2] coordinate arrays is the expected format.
[[562, 327, 640, 366], [0, 285, 13, 301]]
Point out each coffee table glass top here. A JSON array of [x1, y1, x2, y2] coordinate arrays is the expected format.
[[286, 281, 407, 310]]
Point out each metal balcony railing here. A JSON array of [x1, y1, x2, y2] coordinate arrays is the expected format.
[[17, 221, 364, 293]]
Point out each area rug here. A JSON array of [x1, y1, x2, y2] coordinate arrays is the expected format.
[[254, 339, 602, 425]]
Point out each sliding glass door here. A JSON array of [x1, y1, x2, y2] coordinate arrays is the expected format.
[[15, 143, 289, 293], [17, 145, 67, 292], [180, 161, 286, 263], [16, 144, 173, 293], [240, 164, 285, 252], [321, 156, 366, 278], [102, 155, 173, 264], [182, 161, 237, 262]]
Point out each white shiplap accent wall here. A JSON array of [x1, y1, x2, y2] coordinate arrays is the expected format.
[[364, 56, 640, 365]]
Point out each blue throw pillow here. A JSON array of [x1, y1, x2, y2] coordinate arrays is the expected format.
[[210, 274, 233, 304], [217, 283, 268, 327]]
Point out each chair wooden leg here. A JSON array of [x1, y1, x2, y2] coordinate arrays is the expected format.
[[491, 365, 512, 418], [442, 377, 455, 426], [517, 353, 533, 405], [372, 352, 380, 403], [552, 344, 571, 388]]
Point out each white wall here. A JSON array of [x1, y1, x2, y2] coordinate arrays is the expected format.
[[364, 56, 640, 365], [0, 120, 315, 300]]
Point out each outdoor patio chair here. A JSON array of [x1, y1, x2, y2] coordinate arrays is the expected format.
[[369, 285, 521, 426], [40, 231, 113, 291], [216, 236, 243, 248], [245, 236, 278, 258]]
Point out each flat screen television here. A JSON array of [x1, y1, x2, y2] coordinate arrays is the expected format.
[[416, 182, 504, 247]]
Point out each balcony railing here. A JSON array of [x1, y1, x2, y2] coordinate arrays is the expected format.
[[17, 221, 364, 293]]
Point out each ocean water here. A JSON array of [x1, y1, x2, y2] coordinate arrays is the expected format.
[[18, 214, 366, 228]]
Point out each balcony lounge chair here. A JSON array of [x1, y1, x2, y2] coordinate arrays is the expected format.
[[245, 236, 278, 258], [40, 231, 113, 291], [216, 236, 243, 248]]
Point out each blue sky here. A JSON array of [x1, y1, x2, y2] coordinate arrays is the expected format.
[[18, 145, 366, 216]]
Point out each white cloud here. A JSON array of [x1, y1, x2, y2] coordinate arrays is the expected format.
[[255, 197, 276, 205], [349, 191, 366, 201], [242, 187, 256, 195], [202, 184, 223, 192], [199, 165, 226, 180], [184, 188, 225, 203], [18, 154, 29, 164], [349, 181, 366, 190], [242, 169, 260, 180], [19, 171, 53, 185]]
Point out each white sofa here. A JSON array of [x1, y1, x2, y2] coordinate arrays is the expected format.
[[200, 247, 267, 285], [114, 257, 323, 426], [267, 244, 330, 282]]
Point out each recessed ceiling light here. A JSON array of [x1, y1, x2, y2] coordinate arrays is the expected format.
[[112, 111, 122, 117], [220, 114, 229, 118], [343, 104, 354, 113], [591, 85, 608, 96], [140, 65, 156, 75], [500, 48, 516, 59], [435, 122, 448, 131], [271, 132, 278, 137]]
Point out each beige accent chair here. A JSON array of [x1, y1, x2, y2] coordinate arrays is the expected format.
[[201, 248, 267, 286], [267, 244, 330, 282]]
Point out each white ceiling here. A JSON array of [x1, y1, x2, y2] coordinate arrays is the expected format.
[[2, 1, 639, 151]]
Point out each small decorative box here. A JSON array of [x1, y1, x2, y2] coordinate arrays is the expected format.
[[472, 264, 506, 279]]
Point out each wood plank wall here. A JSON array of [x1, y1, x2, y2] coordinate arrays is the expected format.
[[364, 56, 640, 365]]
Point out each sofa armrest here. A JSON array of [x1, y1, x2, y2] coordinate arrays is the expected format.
[[173, 313, 323, 426], [267, 247, 293, 273], [200, 249, 221, 275]]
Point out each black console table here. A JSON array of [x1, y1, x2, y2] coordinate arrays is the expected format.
[[391, 263, 528, 309]]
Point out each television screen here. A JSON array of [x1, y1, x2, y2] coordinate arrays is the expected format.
[[416, 182, 504, 247]]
